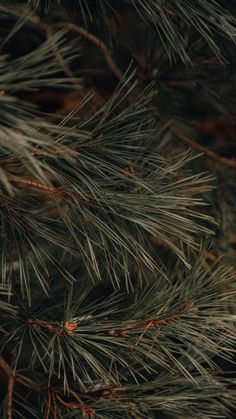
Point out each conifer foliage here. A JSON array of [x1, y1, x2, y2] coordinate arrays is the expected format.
[[0, 1, 236, 418]]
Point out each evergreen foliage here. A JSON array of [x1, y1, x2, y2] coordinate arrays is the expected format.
[[0, 1, 236, 418]]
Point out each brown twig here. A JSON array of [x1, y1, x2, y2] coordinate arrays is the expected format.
[[47, 27, 80, 84], [8, 177, 62, 195], [205, 251, 218, 262], [109, 299, 197, 341], [135, 304, 166, 347], [45, 388, 58, 419], [45, 388, 51, 419], [51, 23, 123, 81], [1, 151, 52, 166], [6, 176, 80, 205], [170, 124, 236, 169], [0, 356, 14, 419], [26, 318, 55, 332], [1, 133, 104, 167], [55, 388, 95, 417], [15, 374, 40, 391], [26, 318, 79, 337], [55, 393, 76, 408], [52, 390, 57, 419]]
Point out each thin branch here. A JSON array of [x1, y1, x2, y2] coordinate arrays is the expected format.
[[67, 388, 96, 417], [1, 135, 103, 166], [51, 23, 123, 81], [15, 375, 40, 390], [170, 124, 236, 169], [52, 391, 57, 419], [45, 388, 52, 419], [8, 177, 62, 195], [47, 27, 80, 84], [26, 318, 55, 332], [109, 299, 197, 340], [0, 355, 14, 419], [53, 388, 96, 417], [55, 393, 75, 408]]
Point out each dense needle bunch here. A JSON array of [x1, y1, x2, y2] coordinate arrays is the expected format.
[[0, 1, 236, 418]]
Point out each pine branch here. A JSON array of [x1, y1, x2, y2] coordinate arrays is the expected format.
[[1, 60, 215, 297], [0, 2, 235, 418], [10, 0, 236, 63], [1, 249, 235, 396]]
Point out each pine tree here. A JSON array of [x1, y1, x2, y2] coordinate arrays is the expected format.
[[0, 1, 236, 418]]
